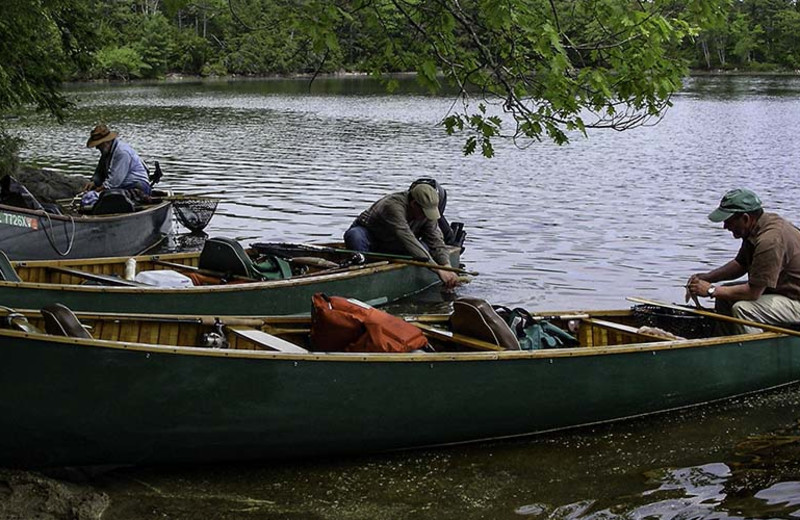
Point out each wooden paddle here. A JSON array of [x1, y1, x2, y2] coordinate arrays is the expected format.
[[627, 297, 800, 337], [254, 242, 478, 276], [45, 266, 150, 287], [151, 260, 260, 283]]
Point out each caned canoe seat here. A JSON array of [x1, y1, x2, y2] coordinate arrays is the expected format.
[[0, 251, 21, 282], [41, 304, 93, 339]]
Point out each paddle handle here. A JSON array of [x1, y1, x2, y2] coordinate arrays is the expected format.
[[386, 258, 478, 276]]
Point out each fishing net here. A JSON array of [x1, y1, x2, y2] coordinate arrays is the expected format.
[[631, 304, 716, 339], [172, 197, 219, 233]]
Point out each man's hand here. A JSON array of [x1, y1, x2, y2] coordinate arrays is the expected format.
[[436, 269, 461, 290], [685, 273, 712, 301]]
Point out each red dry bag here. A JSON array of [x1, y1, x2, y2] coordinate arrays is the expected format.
[[310, 293, 428, 353]]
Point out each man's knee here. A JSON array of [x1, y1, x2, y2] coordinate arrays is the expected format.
[[731, 300, 760, 320], [344, 226, 371, 252]]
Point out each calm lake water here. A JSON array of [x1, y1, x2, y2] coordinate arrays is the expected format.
[[7, 75, 800, 519]]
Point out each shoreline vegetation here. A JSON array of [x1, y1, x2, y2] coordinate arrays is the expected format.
[[65, 68, 800, 86]]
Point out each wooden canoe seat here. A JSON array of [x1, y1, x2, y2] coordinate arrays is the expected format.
[[41, 304, 93, 339], [228, 326, 308, 353]]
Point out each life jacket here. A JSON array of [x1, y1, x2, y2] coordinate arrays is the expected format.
[[310, 293, 428, 353]]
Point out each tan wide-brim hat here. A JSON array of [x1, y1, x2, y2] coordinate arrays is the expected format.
[[86, 124, 118, 148]]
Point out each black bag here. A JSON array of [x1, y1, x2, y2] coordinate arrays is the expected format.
[[493, 306, 578, 350], [91, 189, 136, 215], [0, 175, 45, 211]]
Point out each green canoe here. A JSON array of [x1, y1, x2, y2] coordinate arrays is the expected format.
[[0, 242, 462, 315], [0, 304, 798, 468]]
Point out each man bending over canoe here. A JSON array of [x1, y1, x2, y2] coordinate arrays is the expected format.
[[83, 124, 151, 197], [686, 188, 800, 334], [344, 183, 460, 289]]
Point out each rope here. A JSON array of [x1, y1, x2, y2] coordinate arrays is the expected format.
[[39, 212, 76, 257]]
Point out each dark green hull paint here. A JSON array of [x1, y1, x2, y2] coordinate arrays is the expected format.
[[0, 202, 172, 261], [0, 264, 440, 315], [1, 333, 798, 468]]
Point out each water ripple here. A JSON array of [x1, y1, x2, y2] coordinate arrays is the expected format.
[[9, 76, 800, 310]]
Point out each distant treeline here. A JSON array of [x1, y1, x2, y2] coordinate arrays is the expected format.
[[80, 0, 800, 81]]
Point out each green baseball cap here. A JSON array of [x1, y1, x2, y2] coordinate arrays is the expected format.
[[409, 183, 441, 220], [708, 188, 762, 223]]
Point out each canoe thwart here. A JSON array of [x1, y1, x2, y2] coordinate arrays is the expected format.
[[227, 326, 309, 353]]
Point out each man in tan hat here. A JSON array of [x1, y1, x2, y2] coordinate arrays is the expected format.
[[686, 188, 800, 333], [84, 124, 151, 195], [344, 182, 460, 288]]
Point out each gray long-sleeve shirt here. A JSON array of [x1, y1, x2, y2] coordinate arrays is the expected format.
[[354, 191, 450, 265], [93, 139, 149, 191]]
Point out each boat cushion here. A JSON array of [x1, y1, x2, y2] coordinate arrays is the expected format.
[[0, 251, 21, 282], [41, 304, 93, 339], [310, 293, 428, 353], [450, 298, 521, 350], [198, 237, 254, 278]]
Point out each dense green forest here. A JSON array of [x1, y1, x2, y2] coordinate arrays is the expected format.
[[79, 0, 800, 79]]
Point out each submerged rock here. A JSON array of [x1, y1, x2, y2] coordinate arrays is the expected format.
[[0, 469, 109, 520]]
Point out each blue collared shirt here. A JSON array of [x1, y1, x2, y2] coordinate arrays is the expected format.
[[104, 139, 150, 193]]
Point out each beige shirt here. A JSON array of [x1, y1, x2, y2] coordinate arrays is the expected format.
[[735, 212, 800, 300], [354, 191, 450, 265]]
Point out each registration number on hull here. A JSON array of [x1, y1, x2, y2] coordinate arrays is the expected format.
[[0, 211, 39, 229]]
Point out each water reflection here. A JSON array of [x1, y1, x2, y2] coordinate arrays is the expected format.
[[71, 384, 800, 520]]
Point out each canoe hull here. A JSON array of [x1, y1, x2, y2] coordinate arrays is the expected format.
[[1, 331, 797, 467], [0, 263, 441, 315], [3, 247, 457, 315], [0, 202, 172, 260]]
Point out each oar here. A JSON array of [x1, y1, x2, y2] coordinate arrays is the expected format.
[[152, 260, 260, 283], [627, 297, 800, 337], [254, 242, 478, 276]]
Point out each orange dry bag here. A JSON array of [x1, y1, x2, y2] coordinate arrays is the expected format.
[[310, 293, 428, 353]]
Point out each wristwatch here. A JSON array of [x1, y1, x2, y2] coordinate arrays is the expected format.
[[707, 285, 717, 298]]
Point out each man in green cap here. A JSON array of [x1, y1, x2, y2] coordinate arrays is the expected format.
[[686, 188, 800, 334], [344, 182, 460, 289]]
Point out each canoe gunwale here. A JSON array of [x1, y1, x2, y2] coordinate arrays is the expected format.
[[1, 325, 777, 362], [3, 261, 406, 294], [0, 201, 173, 223]]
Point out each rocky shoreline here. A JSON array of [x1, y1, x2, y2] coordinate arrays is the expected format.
[[9, 167, 86, 203]]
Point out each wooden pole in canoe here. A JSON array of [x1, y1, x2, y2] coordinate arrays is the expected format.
[[254, 242, 478, 276], [627, 297, 800, 338], [152, 260, 260, 283]]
